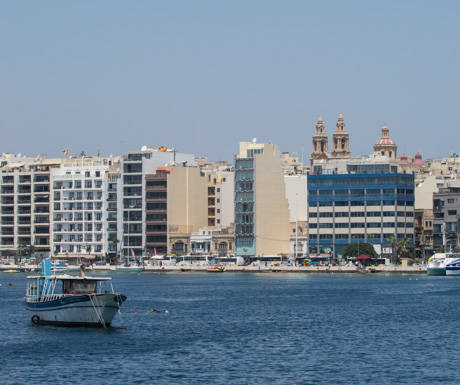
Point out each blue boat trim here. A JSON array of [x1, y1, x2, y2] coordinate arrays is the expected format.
[[35, 319, 111, 328]]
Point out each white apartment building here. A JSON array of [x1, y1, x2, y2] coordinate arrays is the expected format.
[[51, 161, 113, 257]]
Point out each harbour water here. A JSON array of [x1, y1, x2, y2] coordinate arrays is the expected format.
[[1, 272, 460, 384]]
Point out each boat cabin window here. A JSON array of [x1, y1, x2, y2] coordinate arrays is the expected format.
[[62, 280, 97, 294]]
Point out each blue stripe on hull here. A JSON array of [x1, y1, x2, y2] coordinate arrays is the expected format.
[[26, 305, 120, 312], [37, 319, 111, 328], [25, 294, 126, 309]]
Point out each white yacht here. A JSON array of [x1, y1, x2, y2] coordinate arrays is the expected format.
[[427, 253, 460, 276], [445, 255, 460, 276]]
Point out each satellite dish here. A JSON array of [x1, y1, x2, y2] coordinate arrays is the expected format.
[[141, 145, 147, 151]]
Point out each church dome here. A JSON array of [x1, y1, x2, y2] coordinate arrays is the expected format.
[[412, 153, 425, 167], [399, 154, 409, 165], [375, 138, 395, 146]]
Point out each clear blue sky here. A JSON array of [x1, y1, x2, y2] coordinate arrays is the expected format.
[[1, 1, 458, 162]]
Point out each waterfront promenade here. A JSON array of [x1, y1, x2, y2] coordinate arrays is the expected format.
[[143, 263, 426, 274], [0, 263, 426, 274]]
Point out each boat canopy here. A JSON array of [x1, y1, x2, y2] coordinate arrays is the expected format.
[[26, 274, 112, 281]]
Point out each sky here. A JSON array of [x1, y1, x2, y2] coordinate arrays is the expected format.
[[0, 1, 459, 163]]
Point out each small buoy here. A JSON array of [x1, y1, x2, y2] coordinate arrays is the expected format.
[[8, 283, 13, 287], [135, 312, 139, 314]]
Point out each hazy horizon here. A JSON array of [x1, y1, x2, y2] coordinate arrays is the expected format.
[[1, 1, 459, 163]]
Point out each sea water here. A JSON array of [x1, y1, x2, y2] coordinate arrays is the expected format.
[[0, 272, 459, 384]]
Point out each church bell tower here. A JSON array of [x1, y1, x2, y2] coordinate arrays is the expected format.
[[331, 112, 350, 158], [311, 115, 329, 163]]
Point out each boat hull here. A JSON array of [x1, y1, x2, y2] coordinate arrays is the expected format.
[[117, 266, 144, 272], [25, 293, 126, 327], [427, 267, 446, 276], [446, 267, 460, 276]]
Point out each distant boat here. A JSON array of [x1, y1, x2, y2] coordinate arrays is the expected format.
[[117, 248, 144, 272], [206, 264, 226, 273], [117, 264, 144, 272], [25, 259, 126, 327]]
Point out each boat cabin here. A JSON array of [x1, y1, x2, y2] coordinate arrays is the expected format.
[[26, 275, 113, 303]]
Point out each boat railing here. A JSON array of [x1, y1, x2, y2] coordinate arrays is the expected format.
[[25, 293, 65, 303]]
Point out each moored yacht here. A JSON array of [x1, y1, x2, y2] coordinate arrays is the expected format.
[[427, 253, 460, 276], [427, 253, 447, 276], [445, 255, 460, 276]]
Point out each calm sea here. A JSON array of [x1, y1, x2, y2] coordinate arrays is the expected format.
[[0, 272, 459, 384]]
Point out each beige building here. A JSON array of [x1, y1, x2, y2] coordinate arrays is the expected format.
[[281, 152, 306, 175], [235, 141, 291, 257], [167, 166, 208, 254]]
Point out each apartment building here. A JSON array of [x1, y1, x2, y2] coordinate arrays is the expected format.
[[234, 141, 290, 257], [167, 165, 208, 255], [0, 157, 62, 256], [308, 155, 414, 257], [433, 184, 460, 252], [51, 158, 121, 258], [121, 146, 195, 257]]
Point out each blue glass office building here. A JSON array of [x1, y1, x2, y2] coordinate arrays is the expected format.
[[308, 171, 414, 256]]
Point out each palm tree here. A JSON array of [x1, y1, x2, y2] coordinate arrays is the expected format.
[[368, 234, 374, 244], [397, 236, 411, 261], [388, 235, 398, 265], [111, 238, 120, 264]]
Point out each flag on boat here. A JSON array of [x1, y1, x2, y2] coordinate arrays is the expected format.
[[61, 148, 69, 156]]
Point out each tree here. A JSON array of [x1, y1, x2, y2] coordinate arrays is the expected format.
[[388, 236, 398, 265], [397, 236, 411, 260], [86, 245, 92, 254], [111, 238, 120, 263], [16, 244, 36, 263], [343, 242, 378, 259]]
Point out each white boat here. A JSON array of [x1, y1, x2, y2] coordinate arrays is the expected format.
[[51, 262, 69, 273], [116, 264, 144, 272], [25, 260, 126, 327], [427, 253, 460, 276], [89, 263, 116, 271], [427, 254, 446, 276], [445, 255, 460, 276]]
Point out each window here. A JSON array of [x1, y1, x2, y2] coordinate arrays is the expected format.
[[448, 210, 457, 216]]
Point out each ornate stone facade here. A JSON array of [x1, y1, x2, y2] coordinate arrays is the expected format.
[[311, 115, 329, 163], [331, 112, 350, 158], [374, 125, 397, 160]]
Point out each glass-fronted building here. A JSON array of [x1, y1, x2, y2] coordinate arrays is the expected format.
[[235, 154, 256, 256], [308, 160, 415, 257]]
